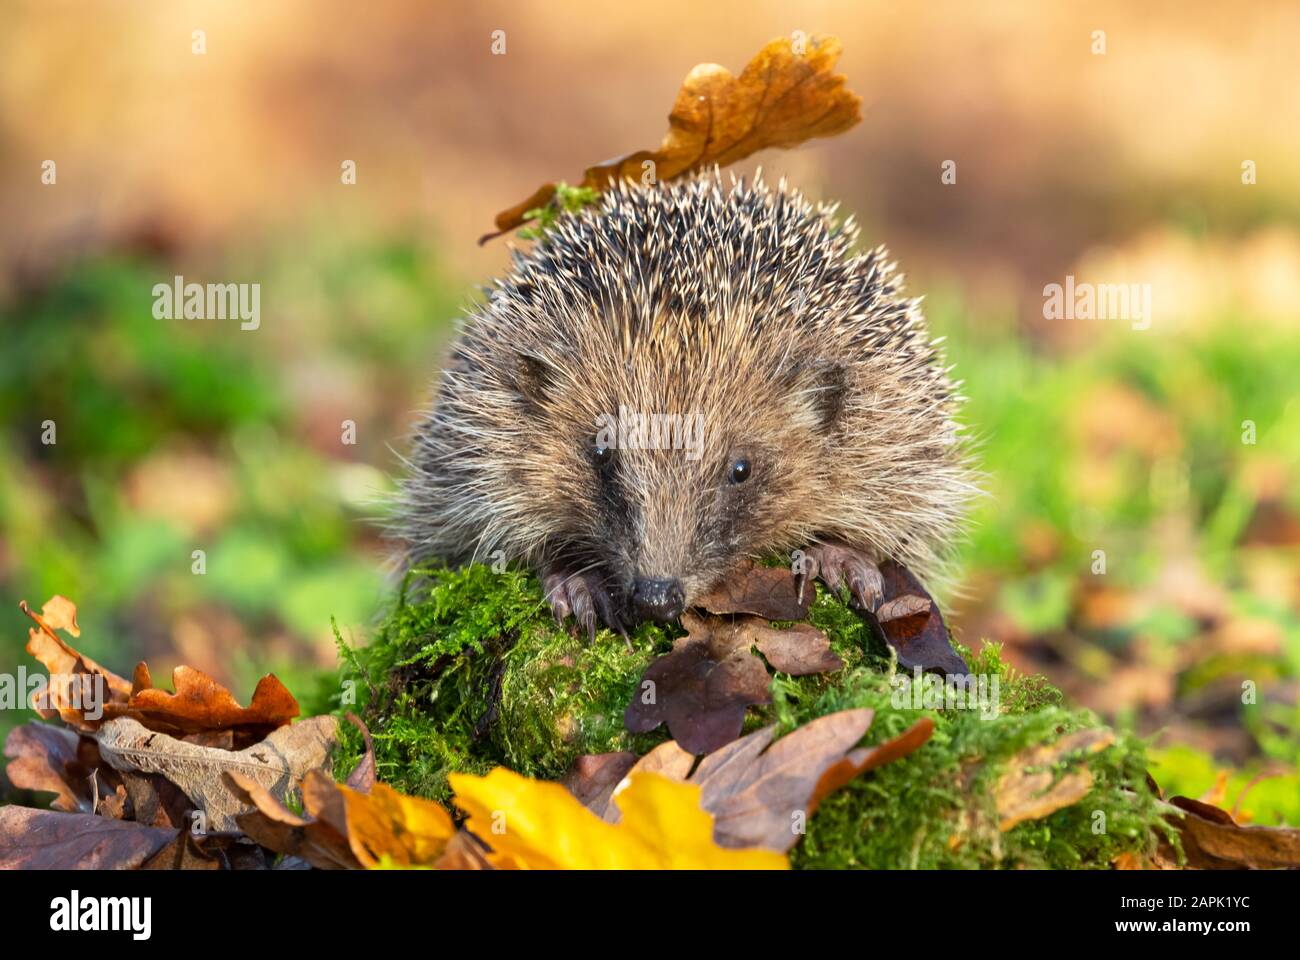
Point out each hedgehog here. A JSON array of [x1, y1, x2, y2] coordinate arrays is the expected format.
[[393, 170, 977, 641]]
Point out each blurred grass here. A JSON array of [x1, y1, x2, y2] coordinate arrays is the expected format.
[[2, 228, 1298, 823], [0, 236, 462, 742]]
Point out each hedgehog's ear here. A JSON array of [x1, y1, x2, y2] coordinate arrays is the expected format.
[[783, 358, 848, 430], [513, 351, 560, 409]]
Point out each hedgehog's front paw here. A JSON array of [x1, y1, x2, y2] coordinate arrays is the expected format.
[[540, 563, 631, 649], [796, 542, 884, 612]]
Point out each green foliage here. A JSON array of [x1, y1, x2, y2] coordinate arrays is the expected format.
[[517, 182, 603, 239], [332, 564, 678, 797], [333, 564, 1170, 869], [0, 242, 445, 743], [1149, 744, 1300, 827]]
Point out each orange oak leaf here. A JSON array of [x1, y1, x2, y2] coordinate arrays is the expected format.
[[483, 34, 861, 241]]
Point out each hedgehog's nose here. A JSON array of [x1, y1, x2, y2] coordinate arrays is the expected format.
[[632, 577, 686, 623]]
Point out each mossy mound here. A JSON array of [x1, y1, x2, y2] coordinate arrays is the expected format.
[[333, 564, 1174, 869]]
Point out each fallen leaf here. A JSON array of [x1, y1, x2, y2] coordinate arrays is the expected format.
[[0, 806, 176, 869], [116, 769, 197, 828], [624, 607, 845, 754], [809, 716, 936, 813], [573, 709, 933, 851], [996, 728, 1115, 832], [38, 596, 81, 637], [140, 832, 235, 871], [226, 770, 360, 870], [1166, 795, 1300, 869], [562, 751, 637, 817], [333, 779, 457, 868], [452, 767, 788, 869], [226, 769, 456, 869], [623, 611, 773, 754], [627, 740, 697, 782], [129, 662, 299, 745], [94, 715, 338, 831], [21, 598, 132, 728], [748, 620, 843, 675], [483, 34, 861, 240], [870, 562, 969, 675], [433, 829, 497, 870], [20, 596, 299, 744], [698, 709, 875, 850], [696, 563, 813, 620], [3, 721, 103, 813]]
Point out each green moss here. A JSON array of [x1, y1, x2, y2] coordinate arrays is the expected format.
[[331, 564, 1173, 869], [517, 182, 603, 240], [331, 565, 677, 798]]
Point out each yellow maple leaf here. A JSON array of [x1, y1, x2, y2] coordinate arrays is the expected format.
[[336, 780, 457, 868], [449, 767, 788, 870]]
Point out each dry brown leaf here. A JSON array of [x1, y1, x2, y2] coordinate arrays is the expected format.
[[21, 598, 132, 728], [996, 728, 1115, 832], [226, 769, 361, 870], [94, 715, 338, 831], [562, 751, 637, 820], [628, 739, 697, 782], [696, 563, 813, 621], [116, 769, 197, 828], [1166, 795, 1300, 869], [4, 722, 101, 813], [871, 562, 969, 675], [623, 610, 773, 754], [227, 768, 457, 869], [574, 708, 932, 852], [129, 662, 300, 744], [483, 34, 861, 240], [140, 832, 247, 870], [20, 595, 299, 744], [0, 806, 176, 869], [809, 716, 936, 814], [748, 620, 843, 675], [624, 608, 844, 754]]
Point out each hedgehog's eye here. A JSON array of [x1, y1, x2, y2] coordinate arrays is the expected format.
[[593, 444, 614, 467], [729, 457, 752, 484]]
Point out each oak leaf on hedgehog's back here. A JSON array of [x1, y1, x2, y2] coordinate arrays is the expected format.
[[482, 33, 862, 241]]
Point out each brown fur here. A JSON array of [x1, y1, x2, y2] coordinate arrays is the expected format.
[[393, 170, 977, 610]]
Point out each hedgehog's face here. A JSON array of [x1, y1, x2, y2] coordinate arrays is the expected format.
[[518, 338, 847, 625]]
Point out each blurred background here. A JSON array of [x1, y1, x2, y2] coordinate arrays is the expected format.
[[2, 1, 1298, 819]]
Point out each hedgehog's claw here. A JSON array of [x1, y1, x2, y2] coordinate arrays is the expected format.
[[800, 542, 884, 612], [541, 564, 629, 648]]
